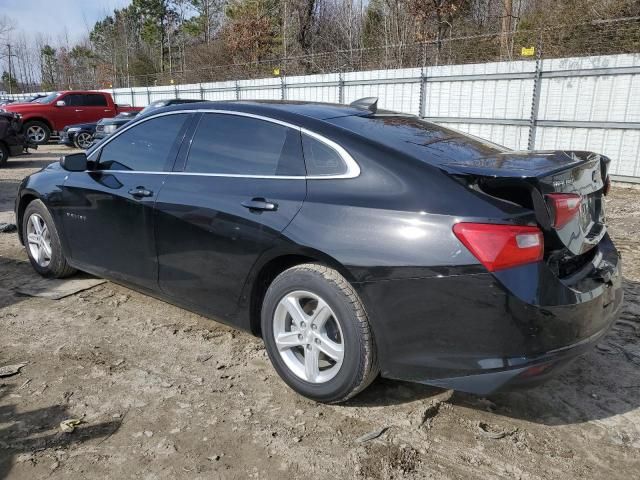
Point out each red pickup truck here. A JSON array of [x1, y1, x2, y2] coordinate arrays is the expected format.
[[2, 91, 142, 145]]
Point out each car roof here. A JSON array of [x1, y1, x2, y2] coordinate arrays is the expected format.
[[147, 100, 375, 121]]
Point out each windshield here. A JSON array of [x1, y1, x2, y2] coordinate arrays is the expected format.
[[34, 92, 60, 104]]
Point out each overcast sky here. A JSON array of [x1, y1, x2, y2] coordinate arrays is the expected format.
[[2, 0, 133, 43]]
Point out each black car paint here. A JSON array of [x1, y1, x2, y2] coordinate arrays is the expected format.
[[15, 101, 623, 394], [59, 122, 97, 147]]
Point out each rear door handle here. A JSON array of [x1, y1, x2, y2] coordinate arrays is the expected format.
[[241, 198, 278, 211], [74, 109, 84, 112], [128, 187, 153, 198]]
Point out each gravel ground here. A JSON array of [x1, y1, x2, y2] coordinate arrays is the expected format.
[[0, 145, 639, 479]]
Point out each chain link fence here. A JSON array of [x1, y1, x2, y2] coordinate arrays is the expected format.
[[98, 16, 640, 89]]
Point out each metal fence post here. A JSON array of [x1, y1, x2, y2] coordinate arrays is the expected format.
[[199, 83, 205, 100], [281, 76, 286, 100], [235, 80, 240, 100], [146, 86, 151, 105], [418, 67, 427, 118], [338, 72, 344, 104], [174, 85, 179, 99], [130, 88, 135, 107], [527, 42, 543, 150]]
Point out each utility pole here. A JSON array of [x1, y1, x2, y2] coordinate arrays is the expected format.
[[500, 0, 514, 60], [6, 44, 16, 95]]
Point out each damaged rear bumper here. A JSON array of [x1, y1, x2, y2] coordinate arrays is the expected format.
[[356, 234, 623, 395]]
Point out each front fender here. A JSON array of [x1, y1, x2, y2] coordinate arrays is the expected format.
[[15, 163, 68, 249]]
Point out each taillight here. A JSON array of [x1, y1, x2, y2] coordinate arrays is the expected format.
[[546, 193, 581, 228], [453, 223, 543, 272], [603, 176, 611, 196]]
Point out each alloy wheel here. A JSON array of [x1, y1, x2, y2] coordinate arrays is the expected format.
[[76, 132, 93, 149], [26, 213, 52, 267], [273, 290, 344, 383], [26, 125, 46, 143]]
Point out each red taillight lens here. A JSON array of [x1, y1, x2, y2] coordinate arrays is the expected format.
[[546, 193, 581, 228], [453, 223, 544, 272]]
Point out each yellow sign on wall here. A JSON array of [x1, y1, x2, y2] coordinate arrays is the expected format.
[[521, 46, 535, 57], [273, 68, 281, 76]]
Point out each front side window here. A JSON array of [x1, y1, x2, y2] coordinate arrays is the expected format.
[[185, 113, 305, 176], [98, 114, 189, 171], [63, 94, 84, 106]]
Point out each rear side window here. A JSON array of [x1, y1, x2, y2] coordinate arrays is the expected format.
[[84, 94, 108, 106], [185, 113, 305, 176], [302, 134, 347, 176], [99, 114, 189, 171]]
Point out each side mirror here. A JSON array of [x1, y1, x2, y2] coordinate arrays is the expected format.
[[60, 153, 87, 172], [55, 100, 66, 107]]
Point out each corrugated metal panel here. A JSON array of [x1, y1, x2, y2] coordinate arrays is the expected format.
[[17, 53, 638, 181], [536, 126, 640, 177], [438, 122, 530, 150]]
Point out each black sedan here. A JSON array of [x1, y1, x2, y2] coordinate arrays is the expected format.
[[14, 100, 623, 403], [59, 122, 97, 149]]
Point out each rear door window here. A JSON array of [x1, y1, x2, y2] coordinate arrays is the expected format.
[[83, 94, 108, 107], [184, 113, 305, 176], [98, 114, 189, 171]]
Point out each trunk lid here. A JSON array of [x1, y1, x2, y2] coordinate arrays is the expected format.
[[442, 150, 610, 258]]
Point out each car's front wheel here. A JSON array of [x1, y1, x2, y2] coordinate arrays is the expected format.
[[261, 264, 378, 403], [74, 131, 93, 149], [23, 120, 51, 145], [22, 199, 76, 278]]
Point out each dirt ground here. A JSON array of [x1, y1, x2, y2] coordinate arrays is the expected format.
[[1, 145, 639, 480]]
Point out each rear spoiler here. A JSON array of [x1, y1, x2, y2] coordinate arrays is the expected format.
[[440, 151, 610, 180]]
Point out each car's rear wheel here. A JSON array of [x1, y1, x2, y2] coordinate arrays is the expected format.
[[74, 131, 93, 149], [0, 142, 8, 167], [24, 121, 51, 145], [261, 263, 378, 403], [22, 200, 76, 278]]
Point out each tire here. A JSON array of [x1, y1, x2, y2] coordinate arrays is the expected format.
[[0, 142, 8, 167], [261, 263, 378, 403], [22, 199, 76, 278], [23, 120, 51, 145], [74, 131, 93, 149]]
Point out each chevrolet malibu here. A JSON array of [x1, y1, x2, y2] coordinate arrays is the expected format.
[[15, 99, 623, 403]]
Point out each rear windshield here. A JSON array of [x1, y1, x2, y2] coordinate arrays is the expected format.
[[329, 115, 508, 165]]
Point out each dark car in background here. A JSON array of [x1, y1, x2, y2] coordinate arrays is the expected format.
[[0, 111, 33, 167], [92, 112, 139, 143], [14, 99, 622, 403], [59, 122, 98, 149]]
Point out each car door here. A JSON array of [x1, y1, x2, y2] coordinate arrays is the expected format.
[[60, 112, 193, 290], [82, 93, 115, 122], [154, 112, 307, 322], [54, 93, 85, 130]]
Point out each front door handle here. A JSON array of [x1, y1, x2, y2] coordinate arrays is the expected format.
[[128, 186, 153, 198], [241, 198, 278, 211]]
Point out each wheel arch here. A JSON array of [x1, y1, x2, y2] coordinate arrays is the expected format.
[[246, 248, 357, 337], [16, 192, 40, 244], [23, 117, 53, 132]]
